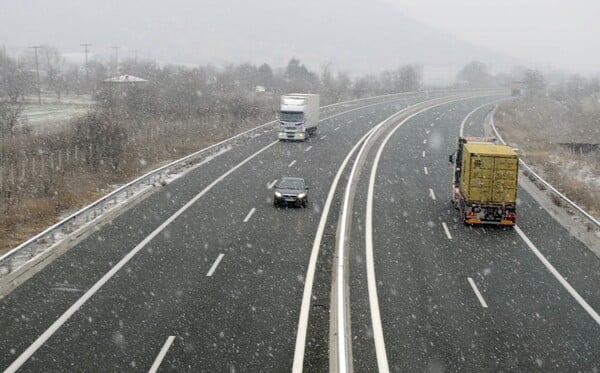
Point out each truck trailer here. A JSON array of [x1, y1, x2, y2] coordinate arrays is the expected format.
[[450, 137, 519, 226], [278, 94, 319, 141]]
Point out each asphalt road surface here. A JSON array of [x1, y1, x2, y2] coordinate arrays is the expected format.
[[1, 92, 598, 372]]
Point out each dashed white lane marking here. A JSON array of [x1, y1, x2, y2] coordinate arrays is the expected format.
[[422, 151, 426, 158], [267, 180, 277, 189], [468, 277, 489, 308], [2, 140, 280, 373], [305, 146, 313, 152], [429, 188, 436, 200], [423, 139, 427, 144], [442, 222, 452, 239], [288, 160, 296, 167], [206, 254, 225, 277], [426, 130, 430, 134], [514, 225, 600, 325], [334, 126, 341, 131], [424, 167, 429, 175], [243, 208, 256, 223], [149, 336, 176, 373], [320, 135, 327, 140]]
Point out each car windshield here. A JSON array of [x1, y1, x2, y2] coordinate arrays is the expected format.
[[278, 179, 304, 190]]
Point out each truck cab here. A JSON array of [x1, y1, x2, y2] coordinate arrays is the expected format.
[[278, 94, 319, 141]]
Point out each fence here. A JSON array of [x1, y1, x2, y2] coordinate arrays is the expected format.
[[490, 105, 600, 229], [0, 88, 497, 279]]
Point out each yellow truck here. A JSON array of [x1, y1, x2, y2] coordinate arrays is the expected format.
[[449, 137, 518, 225]]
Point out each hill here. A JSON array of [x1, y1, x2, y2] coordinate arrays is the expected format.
[[0, 0, 519, 74]]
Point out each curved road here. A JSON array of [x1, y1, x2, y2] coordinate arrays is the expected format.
[[0, 92, 598, 372]]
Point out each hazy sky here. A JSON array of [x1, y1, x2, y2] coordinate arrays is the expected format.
[[1, 0, 597, 75], [384, 0, 600, 74]]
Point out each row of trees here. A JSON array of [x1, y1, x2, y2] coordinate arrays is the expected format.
[[1, 45, 427, 105]]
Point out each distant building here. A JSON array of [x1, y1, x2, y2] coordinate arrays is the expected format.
[[103, 74, 149, 84]]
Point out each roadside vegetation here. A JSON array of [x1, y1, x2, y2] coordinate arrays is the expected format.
[[495, 74, 600, 224], [1, 44, 462, 253]]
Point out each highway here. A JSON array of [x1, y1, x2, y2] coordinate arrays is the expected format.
[[0, 92, 598, 372], [344, 98, 600, 372]]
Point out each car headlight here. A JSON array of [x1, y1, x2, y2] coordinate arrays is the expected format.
[[274, 191, 282, 197], [298, 192, 306, 199]]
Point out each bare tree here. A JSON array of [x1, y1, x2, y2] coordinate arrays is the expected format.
[[0, 100, 23, 137], [397, 65, 422, 92], [352, 75, 380, 98], [457, 61, 491, 87], [0, 50, 29, 103], [524, 69, 546, 96], [41, 45, 66, 99]]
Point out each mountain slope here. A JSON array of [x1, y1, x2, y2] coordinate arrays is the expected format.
[[0, 0, 519, 73]]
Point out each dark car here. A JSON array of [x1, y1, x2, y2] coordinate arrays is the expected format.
[[273, 177, 309, 207]]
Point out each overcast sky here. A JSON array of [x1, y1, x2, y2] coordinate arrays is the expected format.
[[1, 0, 598, 76], [384, 0, 600, 74]]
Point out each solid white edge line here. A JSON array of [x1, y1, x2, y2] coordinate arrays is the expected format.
[[267, 180, 277, 189], [293, 92, 499, 373], [288, 160, 296, 167], [305, 146, 313, 152], [514, 225, 600, 325], [243, 207, 256, 223], [337, 124, 380, 373], [206, 254, 225, 277], [467, 277, 489, 308], [429, 188, 436, 200], [3, 140, 279, 373], [442, 222, 453, 240], [365, 102, 462, 372], [459, 98, 509, 137], [148, 336, 176, 373], [291, 127, 377, 373]]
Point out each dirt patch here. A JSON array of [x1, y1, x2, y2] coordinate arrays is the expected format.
[[0, 114, 270, 255], [492, 98, 600, 255]]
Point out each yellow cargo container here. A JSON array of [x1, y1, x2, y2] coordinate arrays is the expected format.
[[460, 143, 518, 205]]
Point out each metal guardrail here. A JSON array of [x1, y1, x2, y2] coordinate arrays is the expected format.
[[0, 88, 495, 278], [490, 105, 600, 229]]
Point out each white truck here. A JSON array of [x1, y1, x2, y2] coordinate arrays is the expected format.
[[278, 94, 320, 141]]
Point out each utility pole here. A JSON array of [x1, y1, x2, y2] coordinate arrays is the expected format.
[[28, 45, 42, 104], [80, 43, 91, 88], [110, 46, 120, 75]]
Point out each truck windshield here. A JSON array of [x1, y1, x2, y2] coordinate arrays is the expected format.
[[280, 111, 304, 122]]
